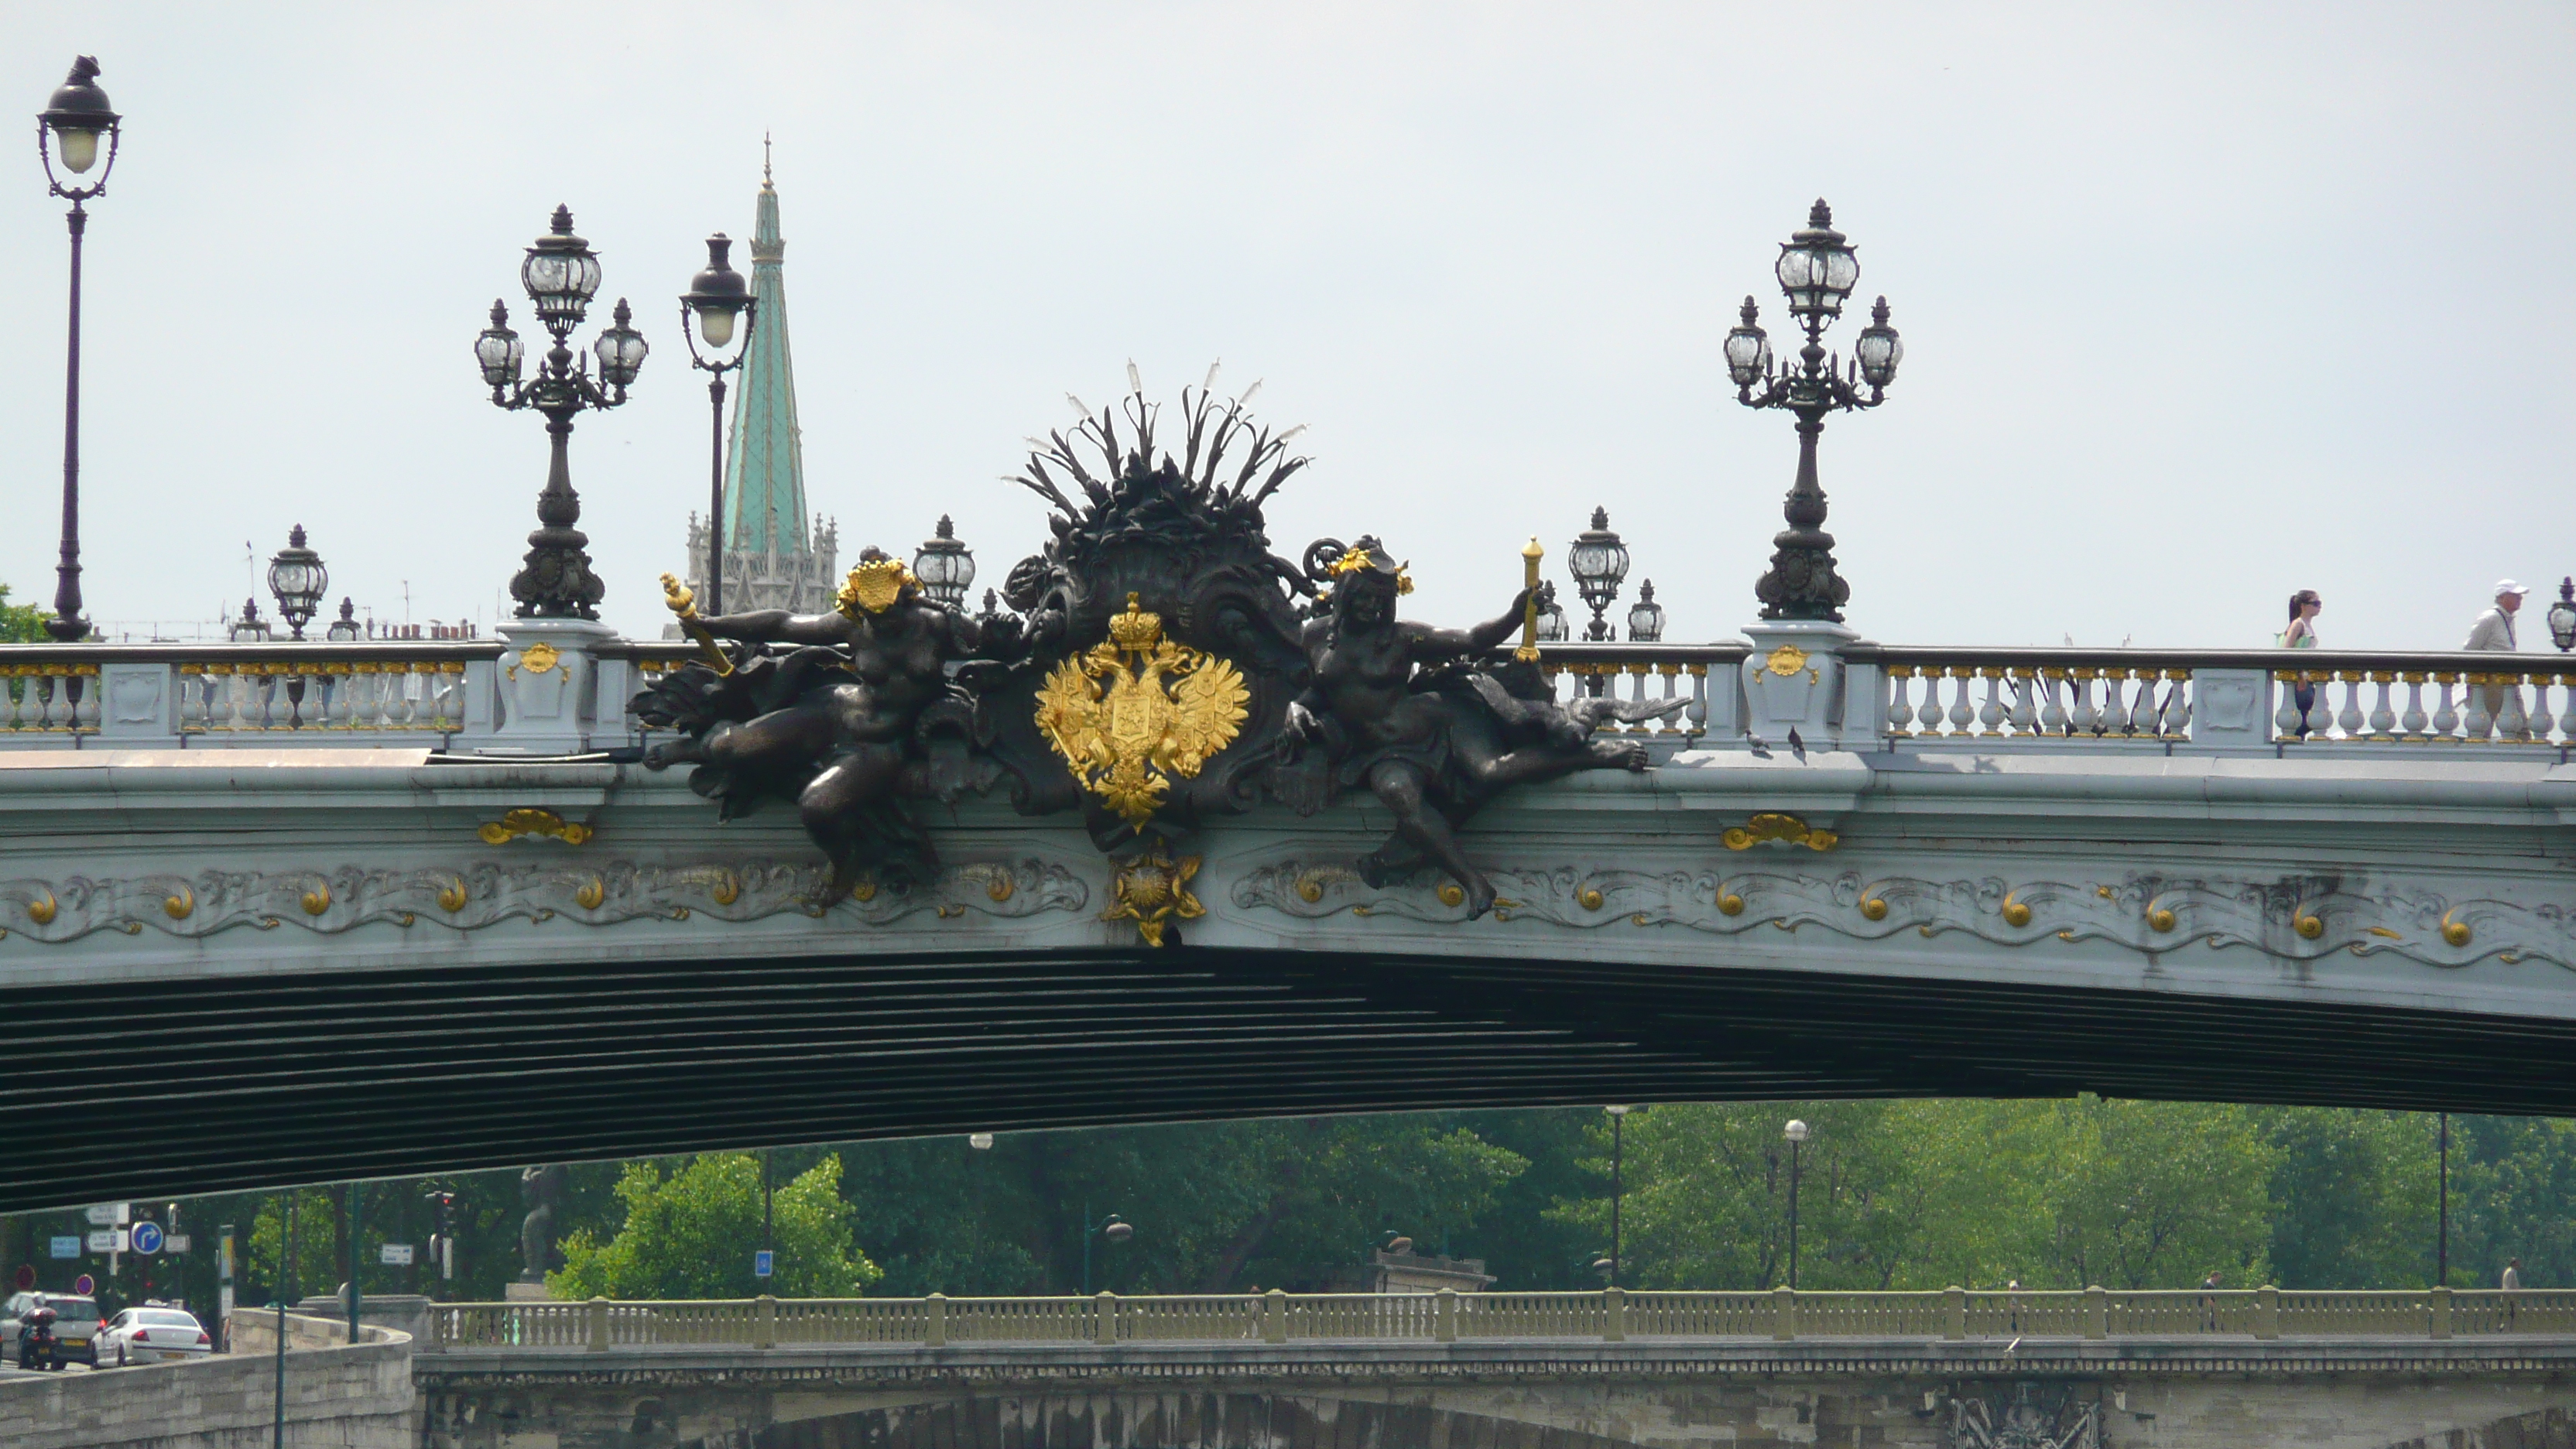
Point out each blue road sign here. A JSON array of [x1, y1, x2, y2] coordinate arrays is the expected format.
[[73, 1273, 94, 1295], [754, 1250, 773, 1279], [130, 1221, 164, 1255], [48, 1236, 77, 1259]]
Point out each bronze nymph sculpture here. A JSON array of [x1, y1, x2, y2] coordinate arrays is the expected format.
[[633, 550, 1015, 900], [1282, 539, 1673, 917]]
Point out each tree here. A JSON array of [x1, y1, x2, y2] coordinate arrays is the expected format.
[[834, 1115, 1526, 1295], [0, 583, 46, 642], [1553, 1098, 2276, 1292], [550, 1153, 880, 1300], [2257, 1107, 2437, 1287]]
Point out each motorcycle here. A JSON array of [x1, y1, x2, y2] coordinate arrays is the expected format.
[[18, 1307, 61, 1372]]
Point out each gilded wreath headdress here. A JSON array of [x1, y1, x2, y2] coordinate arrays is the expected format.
[[837, 551, 919, 616], [1326, 544, 1413, 596]]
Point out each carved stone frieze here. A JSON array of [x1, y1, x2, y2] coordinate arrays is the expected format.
[[0, 858, 1088, 944], [1230, 859, 2576, 971]]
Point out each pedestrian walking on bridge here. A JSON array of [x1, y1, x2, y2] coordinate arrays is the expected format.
[[2280, 590, 2322, 737], [2463, 581, 2530, 736]]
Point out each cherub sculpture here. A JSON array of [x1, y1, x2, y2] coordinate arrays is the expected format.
[[1282, 539, 1680, 916], [632, 550, 1012, 899]]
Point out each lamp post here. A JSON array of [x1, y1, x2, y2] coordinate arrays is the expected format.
[[680, 235, 755, 615], [2547, 578, 2575, 653], [423, 1190, 455, 1302], [1604, 1105, 1631, 1286], [1783, 1118, 1810, 1289], [265, 527, 328, 640], [36, 56, 123, 642], [1725, 200, 1902, 622], [1567, 508, 1632, 641], [1532, 581, 1569, 644], [1625, 581, 1667, 644], [475, 206, 647, 621], [913, 517, 978, 610], [1081, 1207, 1132, 1295], [325, 600, 362, 642], [2437, 1112, 2450, 1286]]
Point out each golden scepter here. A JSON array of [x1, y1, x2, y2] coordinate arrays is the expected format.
[[1516, 537, 1544, 662], [660, 574, 736, 677]]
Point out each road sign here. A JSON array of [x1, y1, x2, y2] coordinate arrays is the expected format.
[[130, 1221, 164, 1255], [73, 1273, 94, 1295], [754, 1250, 773, 1279], [87, 1230, 119, 1253], [12, 1265, 30, 1290], [379, 1242, 414, 1266], [84, 1203, 129, 1226], [166, 1234, 191, 1254], [49, 1236, 78, 1259]]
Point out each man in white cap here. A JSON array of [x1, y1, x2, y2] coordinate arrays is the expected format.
[[2463, 580, 2530, 652], [2462, 580, 2530, 735]]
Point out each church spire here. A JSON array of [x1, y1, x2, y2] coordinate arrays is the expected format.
[[723, 146, 807, 557]]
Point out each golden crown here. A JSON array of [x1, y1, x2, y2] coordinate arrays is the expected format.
[[1108, 593, 1166, 649], [837, 557, 918, 615]]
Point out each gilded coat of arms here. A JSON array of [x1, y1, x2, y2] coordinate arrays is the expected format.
[[1035, 593, 1250, 826]]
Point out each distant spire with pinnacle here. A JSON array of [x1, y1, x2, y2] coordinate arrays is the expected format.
[[723, 139, 807, 557]]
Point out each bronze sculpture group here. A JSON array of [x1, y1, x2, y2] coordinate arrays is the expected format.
[[634, 380, 1680, 940]]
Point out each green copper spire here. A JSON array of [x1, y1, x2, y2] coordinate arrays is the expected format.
[[723, 152, 807, 557]]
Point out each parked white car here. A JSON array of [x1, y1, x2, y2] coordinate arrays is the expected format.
[[98, 1307, 210, 1367]]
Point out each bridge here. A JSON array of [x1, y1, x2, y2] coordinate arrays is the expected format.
[[2, 618, 2572, 1211], [16, 1292, 2576, 1449]]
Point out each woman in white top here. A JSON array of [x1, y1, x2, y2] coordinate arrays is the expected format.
[[2280, 590, 2321, 737]]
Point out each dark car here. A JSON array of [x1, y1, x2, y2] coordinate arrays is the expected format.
[[3, 1291, 104, 1368]]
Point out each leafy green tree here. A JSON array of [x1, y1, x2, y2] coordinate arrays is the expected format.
[[2449, 1115, 2576, 1288], [550, 1153, 879, 1300], [0, 582, 46, 642], [835, 1116, 1526, 1295], [2257, 1108, 2438, 1287], [1555, 1098, 2274, 1292]]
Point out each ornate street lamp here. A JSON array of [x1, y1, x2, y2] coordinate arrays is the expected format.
[[913, 516, 977, 610], [680, 234, 757, 615], [265, 526, 327, 640], [35, 56, 123, 642], [1625, 581, 1667, 643], [2548, 577, 2575, 653], [475, 206, 646, 621], [1567, 507, 1632, 641], [1533, 581, 1570, 644], [1728, 200, 1902, 622], [324, 599, 363, 642], [1081, 1208, 1133, 1295], [227, 598, 270, 644], [1783, 1118, 1810, 1290], [1604, 1105, 1632, 1286]]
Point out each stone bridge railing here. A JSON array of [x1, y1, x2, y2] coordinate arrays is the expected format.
[[423, 1287, 2576, 1352], [2, 636, 2571, 756]]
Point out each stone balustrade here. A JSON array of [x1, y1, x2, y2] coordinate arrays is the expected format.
[[8, 634, 2568, 757], [423, 1286, 2576, 1352]]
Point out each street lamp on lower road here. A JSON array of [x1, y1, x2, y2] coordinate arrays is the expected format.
[[1783, 1118, 1810, 1289], [1081, 1208, 1132, 1295], [1605, 1105, 1632, 1286]]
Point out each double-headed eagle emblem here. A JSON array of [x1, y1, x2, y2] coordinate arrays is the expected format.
[[1036, 594, 1250, 826]]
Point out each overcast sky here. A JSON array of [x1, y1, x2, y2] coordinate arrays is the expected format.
[[2, 4, 2569, 649]]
